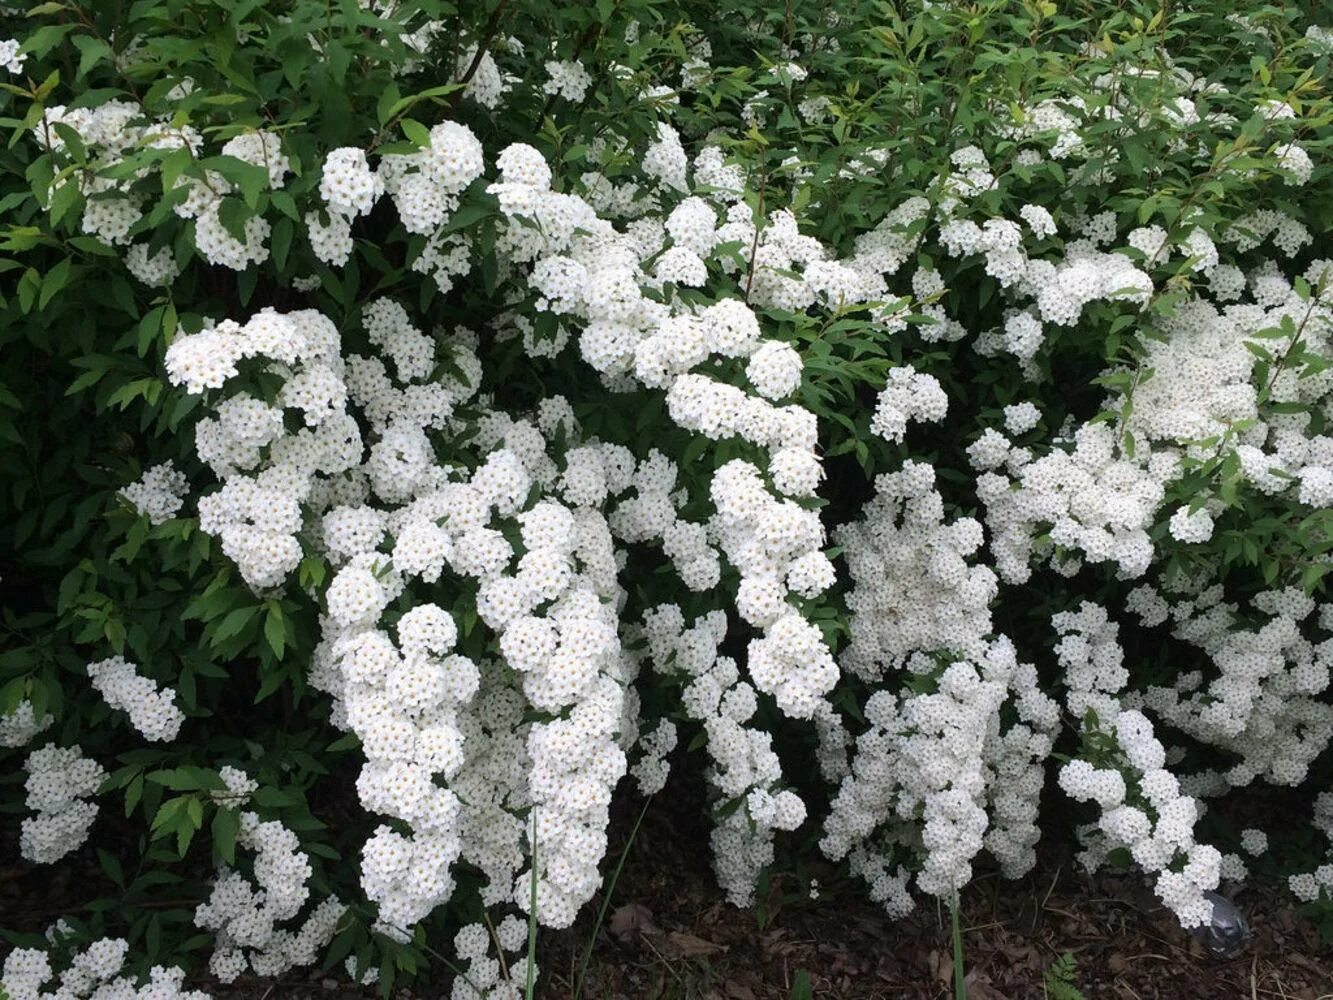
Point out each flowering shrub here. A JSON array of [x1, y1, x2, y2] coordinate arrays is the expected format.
[[1, 0, 1332, 993]]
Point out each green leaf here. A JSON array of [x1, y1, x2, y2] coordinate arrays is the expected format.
[[97, 847, 125, 888], [212, 605, 259, 644], [65, 367, 106, 395], [216, 197, 252, 244], [401, 118, 431, 148], [71, 35, 112, 80], [376, 82, 403, 126], [137, 305, 165, 356], [37, 258, 71, 309], [212, 806, 240, 865], [147, 767, 225, 792], [272, 216, 294, 271], [263, 601, 285, 660], [251, 786, 299, 808], [150, 794, 189, 835], [125, 774, 144, 817]]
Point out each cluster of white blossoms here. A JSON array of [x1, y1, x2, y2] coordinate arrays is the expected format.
[[974, 422, 1166, 583], [449, 920, 537, 1000], [822, 636, 1058, 911], [478, 138, 840, 720], [1051, 604, 1220, 928], [33, 100, 294, 271], [164, 106, 859, 939], [955, 223, 1154, 366], [1123, 584, 1333, 788], [170, 300, 475, 936], [630, 717, 678, 795], [314, 120, 486, 270], [119, 462, 188, 524], [194, 809, 342, 983], [837, 460, 998, 679], [0, 699, 53, 749], [543, 59, 592, 102], [169, 285, 642, 943], [137, 76, 1327, 965], [868, 365, 948, 444], [1, 37, 26, 75], [20, 743, 106, 864], [638, 605, 806, 904], [1285, 793, 1333, 904], [211, 765, 259, 807], [86, 656, 184, 742], [17, 12, 1333, 991], [1, 935, 210, 1000], [164, 307, 362, 589]]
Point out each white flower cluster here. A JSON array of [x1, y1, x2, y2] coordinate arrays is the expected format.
[[72, 18, 1333, 955], [163, 308, 361, 589], [975, 422, 1165, 583], [38, 101, 293, 269], [0, 699, 54, 748], [479, 140, 840, 718], [1, 38, 26, 75], [2, 936, 210, 1000], [869, 365, 948, 444], [20, 743, 106, 864], [1051, 604, 1219, 928], [449, 920, 536, 1000], [1124, 584, 1333, 788], [1286, 792, 1333, 903], [823, 637, 1057, 909], [172, 289, 642, 938], [194, 811, 342, 983], [1111, 278, 1333, 487], [630, 718, 678, 795], [381, 120, 486, 237], [543, 59, 592, 102], [86, 656, 184, 742], [455, 45, 513, 109], [639, 605, 807, 905], [211, 765, 259, 806], [119, 462, 188, 524], [837, 460, 996, 678]]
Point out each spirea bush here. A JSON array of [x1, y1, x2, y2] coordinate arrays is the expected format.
[[1, 0, 1331, 994]]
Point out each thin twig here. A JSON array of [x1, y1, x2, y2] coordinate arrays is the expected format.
[[743, 159, 768, 304], [482, 908, 510, 984], [637, 931, 685, 986], [448, 0, 512, 112]]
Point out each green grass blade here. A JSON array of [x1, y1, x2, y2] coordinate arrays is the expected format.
[[573, 794, 653, 1000], [951, 891, 967, 1000]]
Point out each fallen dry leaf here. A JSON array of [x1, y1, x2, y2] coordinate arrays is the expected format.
[[608, 901, 659, 941], [666, 931, 727, 958], [926, 948, 952, 985], [963, 970, 1008, 1000]]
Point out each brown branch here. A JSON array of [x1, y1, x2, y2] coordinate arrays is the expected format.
[[448, 0, 512, 111], [743, 158, 769, 305]]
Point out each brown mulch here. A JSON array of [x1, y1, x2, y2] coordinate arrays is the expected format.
[[3, 793, 1331, 999], [536, 793, 1333, 1000]]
